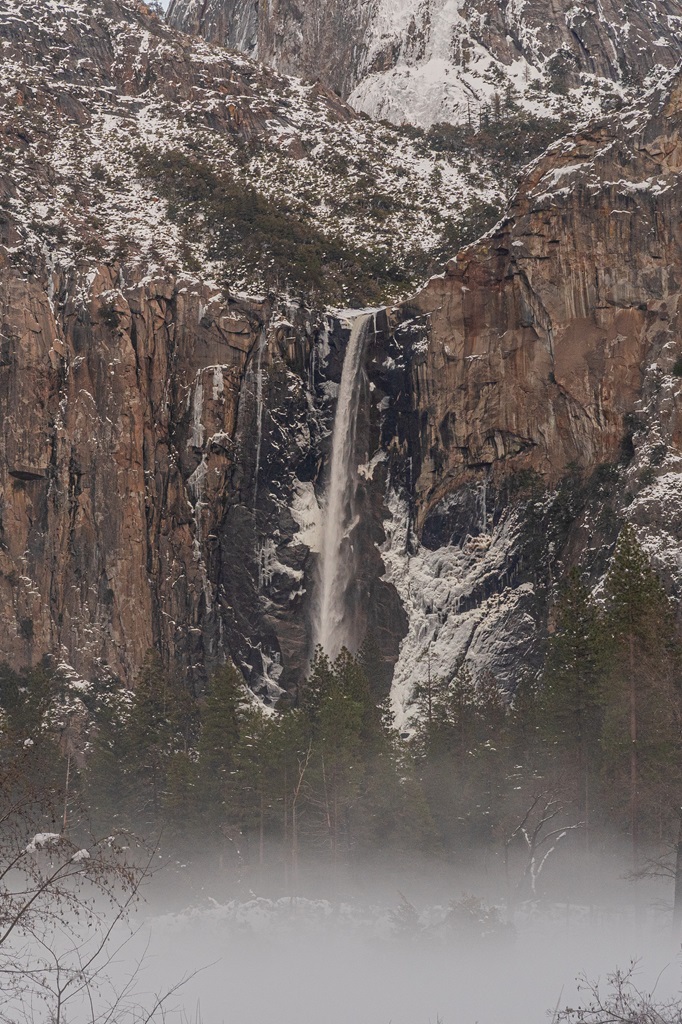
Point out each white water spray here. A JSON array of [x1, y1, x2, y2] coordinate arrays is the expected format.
[[315, 313, 373, 659]]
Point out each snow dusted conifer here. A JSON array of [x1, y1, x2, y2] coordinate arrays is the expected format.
[[541, 568, 603, 837], [601, 524, 682, 869]]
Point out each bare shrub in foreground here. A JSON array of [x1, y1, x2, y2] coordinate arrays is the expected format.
[[558, 964, 682, 1024]]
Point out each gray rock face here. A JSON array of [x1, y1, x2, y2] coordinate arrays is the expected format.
[[167, 0, 374, 99], [168, 0, 682, 126], [168, 0, 259, 54]]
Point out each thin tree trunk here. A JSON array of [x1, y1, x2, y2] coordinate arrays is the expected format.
[[292, 802, 298, 883], [259, 789, 265, 867], [578, 729, 590, 857], [321, 756, 332, 855], [629, 635, 638, 870], [672, 810, 682, 934], [290, 743, 310, 888], [332, 786, 339, 865], [283, 760, 289, 891], [62, 753, 71, 834], [628, 633, 642, 936], [581, 770, 585, 856]]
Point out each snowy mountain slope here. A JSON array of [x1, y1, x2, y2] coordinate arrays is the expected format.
[[168, 0, 682, 128], [0, 0, 500, 304], [349, 0, 682, 127]]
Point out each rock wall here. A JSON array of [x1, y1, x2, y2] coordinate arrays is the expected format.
[[399, 76, 682, 521], [379, 74, 682, 720], [6, 69, 682, 710], [5, 0, 682, 717], [0, 259, 406, 696], [0, 264, 304, 692], [168, 0, 682, 126]]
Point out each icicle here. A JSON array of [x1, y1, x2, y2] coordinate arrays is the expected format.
[[480, 471, 488, 534]]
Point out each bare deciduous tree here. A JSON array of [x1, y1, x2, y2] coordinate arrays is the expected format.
[[558, 963, 682, 1024], [503, 792, 582, 900], [0, 755, 191, 1023]]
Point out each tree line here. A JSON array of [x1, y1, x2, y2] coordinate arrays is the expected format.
[[2, 524, 682, 909], [412, 523, 682, 904]]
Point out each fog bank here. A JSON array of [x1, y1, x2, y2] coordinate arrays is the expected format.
[[127, 861, 682, 1024]]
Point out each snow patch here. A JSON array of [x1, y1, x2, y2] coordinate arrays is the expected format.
[[291, 479, 323, 554]]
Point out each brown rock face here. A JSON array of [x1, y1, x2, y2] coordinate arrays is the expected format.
[[0, 267, 281, 687], [378, 76, 682, 705], [394, 82, 682, 529]]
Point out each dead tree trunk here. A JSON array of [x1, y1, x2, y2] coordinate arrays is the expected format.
[[672, 810, 682, 934]]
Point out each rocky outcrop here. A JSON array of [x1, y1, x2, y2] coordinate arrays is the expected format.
[[167, 0, 374, 101], [168, 0, 682, 127], [379, 73, 682, 718]]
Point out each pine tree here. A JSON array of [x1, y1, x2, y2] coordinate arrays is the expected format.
[[308, 669, 366, 861], [163, 751, 199, 852], [601, 525, 682, 867], [0, 661, 69, 828], [362, 714, 438, 855], [231, 707, 285, 864], [266, 709, 310, 881], [121, 650, 195, 831], [196, 661, 248, 838], [298, 646, 334, 719], [541, 569, 603, 836], [86, 696, 135, 830], [415, 660, 510, 853], [300, 649, 382, 861]]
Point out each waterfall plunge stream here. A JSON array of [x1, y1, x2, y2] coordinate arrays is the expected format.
[[315, 312, 373, 659]]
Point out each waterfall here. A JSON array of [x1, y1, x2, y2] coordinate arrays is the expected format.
[[315, 312, 373, 659]]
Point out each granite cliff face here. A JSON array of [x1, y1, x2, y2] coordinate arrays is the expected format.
[[168, 0, 682, 126], [379, 73, 682, 720], [167, 0, 372, 101], [0, 259, 405, 697], [4, 0, 682, 717], [0, 269, 299, 692]]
